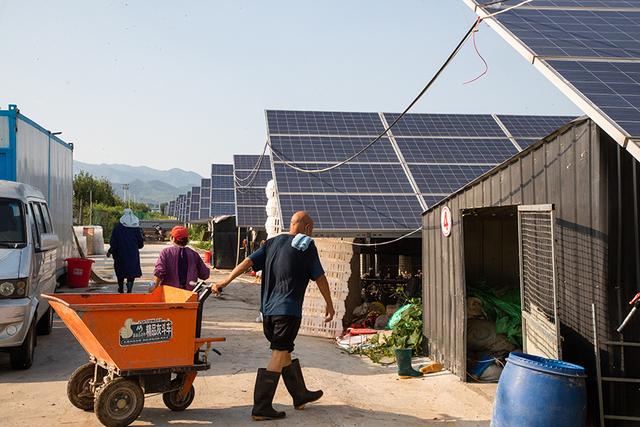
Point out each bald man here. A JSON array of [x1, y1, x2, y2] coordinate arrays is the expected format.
[[214, 211, 335, 421]]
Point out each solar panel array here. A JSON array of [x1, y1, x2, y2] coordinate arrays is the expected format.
[[266, 110, 575, 235], [189, 186, 200, 222], [210, 164, 235, 218], [467, 0, 640, 160], [200, 178, 211, 219], [233, 155, 273, 227]]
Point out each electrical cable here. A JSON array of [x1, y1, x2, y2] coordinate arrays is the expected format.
[[349, 227, 422, 247], [463, 18, 489, 85], [268, 18, 480, 174], [269, 0, 531, 174], [235, 141, 268, 184]]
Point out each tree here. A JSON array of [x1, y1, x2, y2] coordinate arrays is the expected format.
[[73, 171, 122, 207]]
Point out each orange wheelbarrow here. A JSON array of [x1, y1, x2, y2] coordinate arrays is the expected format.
[[43, 282, 224, 427]]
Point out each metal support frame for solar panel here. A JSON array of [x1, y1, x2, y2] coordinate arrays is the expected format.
[[464, 0, 640, 161], [233, 154, 272, 228], [210, 164, 236, 219]]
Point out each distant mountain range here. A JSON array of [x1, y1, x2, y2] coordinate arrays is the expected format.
[[74, 161, 202, 205]]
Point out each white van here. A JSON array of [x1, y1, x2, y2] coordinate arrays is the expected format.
[[0, 181, 59, 369]]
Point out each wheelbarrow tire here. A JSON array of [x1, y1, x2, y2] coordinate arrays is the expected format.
[[67, 362, 105, 411], [95, 378, 144, 427], [162, 385, 195, 411]]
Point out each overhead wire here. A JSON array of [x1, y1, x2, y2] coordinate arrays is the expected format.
[[268, 18, 481, 174], [233, 0, 532, 244], [463, 18, 489, 85], [268, 0, 531, 174], [349, 227, 422, 247]]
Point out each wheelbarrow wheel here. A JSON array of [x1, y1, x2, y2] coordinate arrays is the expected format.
[[95, 377, 144, 427], [162, 385, 195, 411], [67, 362, 105, 411]]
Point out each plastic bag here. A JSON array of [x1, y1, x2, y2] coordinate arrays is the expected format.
[[386, 304, 412, 330]]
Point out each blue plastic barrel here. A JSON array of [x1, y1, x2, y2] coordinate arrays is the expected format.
[[492, 352, 587, 427]]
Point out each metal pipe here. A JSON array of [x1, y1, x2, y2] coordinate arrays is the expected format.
[[633, 160, 640, 289], [616, 146, 625, 372], [592, 303, 605, 427]]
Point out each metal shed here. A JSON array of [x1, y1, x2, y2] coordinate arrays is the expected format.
[[421, 118, 640, 420]]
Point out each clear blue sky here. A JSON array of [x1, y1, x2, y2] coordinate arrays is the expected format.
[[0, 1, 580, 177]]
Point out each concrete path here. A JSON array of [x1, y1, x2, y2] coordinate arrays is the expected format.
[[0, 243, 495, 426]]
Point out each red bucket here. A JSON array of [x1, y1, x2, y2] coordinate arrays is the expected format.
[[203, 250, 212, 264], [65, 258, 95, 288]]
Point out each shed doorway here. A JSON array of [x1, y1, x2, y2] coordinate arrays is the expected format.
[[462, 206, 522, 382]]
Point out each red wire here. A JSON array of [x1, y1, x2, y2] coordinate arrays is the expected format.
[[463, 18, 489, 85]]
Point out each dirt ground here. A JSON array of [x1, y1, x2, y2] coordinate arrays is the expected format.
[[0, 243, 495, 426]]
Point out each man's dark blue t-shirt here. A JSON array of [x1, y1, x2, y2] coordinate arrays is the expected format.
[[249, 234, 324, 318]]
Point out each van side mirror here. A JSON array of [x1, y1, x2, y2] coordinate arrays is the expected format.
[[39, 233, 59, 252]]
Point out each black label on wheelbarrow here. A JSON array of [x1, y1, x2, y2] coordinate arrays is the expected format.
[[119, 317, 173, 346]]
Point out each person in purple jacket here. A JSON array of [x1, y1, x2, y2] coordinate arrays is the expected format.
[[151, 226, 210, 291]]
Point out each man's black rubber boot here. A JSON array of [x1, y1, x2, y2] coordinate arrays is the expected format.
[[126, 280, 134, 293], [251, 369, 286, 421], [117, 283, 124, 293], [281, 359, 323, 410]]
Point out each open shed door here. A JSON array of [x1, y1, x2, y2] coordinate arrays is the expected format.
[[517, 205, 561, 359]]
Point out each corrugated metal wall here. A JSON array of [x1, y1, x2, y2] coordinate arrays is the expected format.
[[16, 118, 49, 195], [14, 116, 74, 273], [422, 119, 611, 379], [49, 139, 74, 268]]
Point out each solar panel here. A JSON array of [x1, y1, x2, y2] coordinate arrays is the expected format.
[[234, 154, 274, 227], [274, 163, 415, 194], [279, 194, 422, 231], [212, 175, 234, 189], [548, 60, 640, 137], [266, 109, 583, 234], [409, 164, 494, 194], [200, 179, 211, 219], [423, 195, 447, 208], [396, 138, 518, 164], [269, 136, 399, 163], [498, 1, 640, 8], [236, 206, 268, 228], [234, 169, 273, 184], [210, 202, 235, 217], [497, 115, 575, 138], [468, 1, 640, 162], [266, 110, 385, 136], [234, 155, 271, 170], [210, 164, 235, 219], [496, 9, 640, 59], [236, 188, 268, 206], [383, 113, 505, 137], [212, 164, 233, 175]]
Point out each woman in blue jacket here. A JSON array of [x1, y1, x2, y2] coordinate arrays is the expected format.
[[108, 209, 144, 293]]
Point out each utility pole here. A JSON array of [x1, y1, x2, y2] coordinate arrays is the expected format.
[[89, 189, 93, 225]]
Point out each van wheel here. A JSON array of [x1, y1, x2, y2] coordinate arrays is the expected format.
[[37, 306, 54, 335], [10, 318, 37, 370]]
